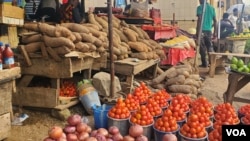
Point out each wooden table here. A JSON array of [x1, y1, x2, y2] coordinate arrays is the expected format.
[[107, 58, 159, 93], [209, 52, 250, 77], [224, 69, 250, 104]]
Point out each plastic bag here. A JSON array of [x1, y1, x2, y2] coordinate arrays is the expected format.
[[130, 1, 149, 17]]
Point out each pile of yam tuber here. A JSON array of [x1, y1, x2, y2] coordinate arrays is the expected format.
[[150, 64, 203, 99], [19, 13, 165, 62]]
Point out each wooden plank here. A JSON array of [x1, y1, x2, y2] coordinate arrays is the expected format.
[[54, 100, 79, 110], [0, 113, 11, 140], [19, 45, 32, 67], [13, 87, 58, 108], [46, 46, 62, 62], [0, 82, 12, 115], [133, 59, 159, 75], [40, 43, 49, 59], [209, 52, 250, 58], [0, 67, 21, 84], [71, 57, 94, 73], [17, 75, 34, 87], [20, 58, 72, 78]]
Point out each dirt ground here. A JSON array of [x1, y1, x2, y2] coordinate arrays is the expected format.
[[6, 67, 250, 141]]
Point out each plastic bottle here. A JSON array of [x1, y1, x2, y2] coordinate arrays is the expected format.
[[3, 44, 15, 68]]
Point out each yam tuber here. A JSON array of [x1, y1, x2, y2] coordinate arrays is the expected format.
[[152, 84, 166, 90], [46, 46, 62, 62], [40, 43, 49, 59], [86, 43, 97, 51], [168, 85, 193, 94], [80, 33, 96, 43], [113, 28, 129, 43], [148, 39, 163, 49], [43, 35, 75, 49], [88, 13, 102, 29], [24, 42, 43, 53], [75, 42, 89, 53], [85, 26, 101, 37], [38, 23, 56, 36], [21, 34, 42, 44], [53, 46, 71, 55], [165, 75, 185, 86], [82, 23, 101, 30], [93, 38, 103, 47], [123, 28, 138, 42], [188, 74, 201, 81], [97, 46, 106, 53], [152, 67, 176, 84], [128, 42, 147, 52], [138, 28, 150, 39], [61, 23, 89, 33], [120, 20, 129, 28], [130, 52, 148, 60], [95, 15, 108, 29], [23, 23, 39, 32], [129, 25, 144, 39], [177, 70, 190, 78], [72, 32, 82, 43]]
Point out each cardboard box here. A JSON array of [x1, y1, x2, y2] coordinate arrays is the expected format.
[[0, 4, 24, 19]]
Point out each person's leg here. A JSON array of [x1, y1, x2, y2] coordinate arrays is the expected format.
[[203, 31, 214, 65], [199, 34, 208, 67]]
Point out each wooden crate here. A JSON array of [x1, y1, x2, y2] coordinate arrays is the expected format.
[[0, 113, 11, 140], [92, 52, 108, 70], [18, 56, 94, 78], [0, 4, 24, 25], [13, 76, 79, 110], [0, 81, 12, 115]]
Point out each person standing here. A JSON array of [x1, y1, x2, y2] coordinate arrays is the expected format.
[[228, 8, 238, 31], [196, 0, 217, 68]]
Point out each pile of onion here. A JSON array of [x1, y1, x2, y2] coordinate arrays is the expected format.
[[90, 126, 123, 141], [44, 114, 92, 141]]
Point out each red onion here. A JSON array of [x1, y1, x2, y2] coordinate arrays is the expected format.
[[86, 126, 92, 133], [112, 133, 123, 141], [67, 114, 82, 126], [67, 133, 78, 141], [76, 122, 88, 133], [85, 137, 98, 141], [97, 128, 109, 137], [43, 137, 56, 141], [123, 135, 135, 141], [95, 133, 107, 141], [90, 130, 98, 137], [48, 126, 63, 140], [135, 135, 148, 141], [77, 132, 89, 141], [63, 125, 76, 134], [108, 126, 120, 135], [129, 124, 143, 138], [162, 134, 177, 141]]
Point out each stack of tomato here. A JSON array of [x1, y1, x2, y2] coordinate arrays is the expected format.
[[208, 126, 222, 141], [214, 103, 240, 124], [238, 104, 250, 117], [170, 94, 190, 114], [180, 114, 207, 139], [124, 94, 140, 112], [133, 82, 152, 104], [59, 80, 77, 97], [154, 109, 179, 132], [168, 105, 186, 121], [190, 97, 213, 118], [108, 98, 130, 119], [241, 113, 250, 125], [130, 105, 154, 126], [146, 98, 162, 117], [152, 90, 170, 108]]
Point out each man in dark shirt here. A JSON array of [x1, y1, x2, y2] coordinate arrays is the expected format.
[[220, 13, 235, 39]]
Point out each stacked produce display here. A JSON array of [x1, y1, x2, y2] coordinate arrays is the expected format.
[[44, 79, 250, 141], [230, 56, 250, 74], [20, 13, 165, 61], [160, 35, 196, 50], [150, 64, 203, 99]]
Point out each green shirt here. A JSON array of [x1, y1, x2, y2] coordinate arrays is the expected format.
[[197, 3, 216, 31]]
